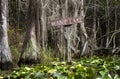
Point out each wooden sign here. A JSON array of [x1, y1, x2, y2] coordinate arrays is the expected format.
[[51, 16, 84, 26]]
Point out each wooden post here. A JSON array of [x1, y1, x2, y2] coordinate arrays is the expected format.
[[64, 25, 72, 64]]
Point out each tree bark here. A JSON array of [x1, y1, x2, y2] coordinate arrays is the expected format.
[[80, 0, 89, 56], [93, 0, 97, 48], [40, 0, 48, 50], [18, 0, 40, 65], [105, 0, 110, 48], [0, 0, 13, 70]]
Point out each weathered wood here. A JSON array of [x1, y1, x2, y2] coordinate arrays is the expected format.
[[51, 16, 84, 26]]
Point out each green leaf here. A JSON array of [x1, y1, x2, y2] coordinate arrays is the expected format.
[[86, 68, 95, 79]]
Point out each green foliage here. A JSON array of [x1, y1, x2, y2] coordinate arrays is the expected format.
[[3, 55, 120, 79]]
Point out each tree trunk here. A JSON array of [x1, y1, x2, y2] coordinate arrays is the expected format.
[[93, 0, 97, 48], [40, 0, 47, 50], [113, 5, 117, 48], [18, 0, 40, 65], [0, 0, 13, 70], [80, 0, 89, 56], [105, 0, 110, 48], [71, 0, 81, 58]]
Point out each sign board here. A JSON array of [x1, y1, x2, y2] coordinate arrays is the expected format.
[[51, 16, 84, 26]]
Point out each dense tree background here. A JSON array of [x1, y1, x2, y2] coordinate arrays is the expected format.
[[0, 0, 120, 69]]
